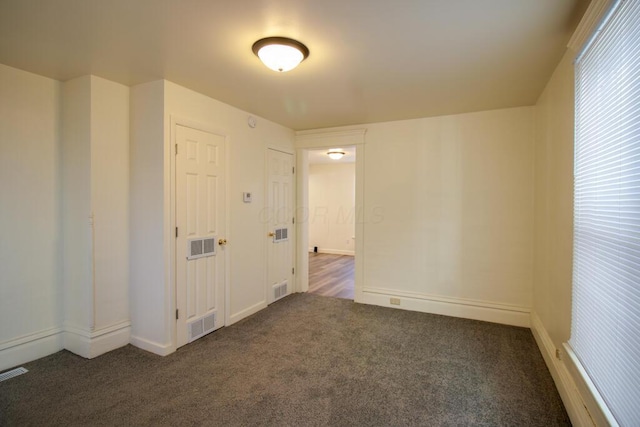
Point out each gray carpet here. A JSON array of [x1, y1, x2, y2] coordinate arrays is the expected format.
[[0, 294, 570, 426]]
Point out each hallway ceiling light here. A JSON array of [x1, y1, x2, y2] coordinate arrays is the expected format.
[[327, 150, 345, 160], [252, 37, 309, 72]]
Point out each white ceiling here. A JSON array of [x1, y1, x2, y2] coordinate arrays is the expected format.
[[0, 0, 588, 131]]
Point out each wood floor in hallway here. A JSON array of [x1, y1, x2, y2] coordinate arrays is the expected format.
[[308, 252, 354, 300]]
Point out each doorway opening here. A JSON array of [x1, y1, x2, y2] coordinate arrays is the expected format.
[[306, 147, 356, 300], [294, 128, 366, 303]]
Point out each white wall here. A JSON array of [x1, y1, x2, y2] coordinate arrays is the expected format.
[[165, 82, 294, 323], [308, 163, 355, 255], [130, 80, 168, 352], [530, 50, 597, 425], [0, 67, 130, 369], [0, 64, 63, 370], [90, 76, 130, 332], [130, 80, 295, 355], [62, 76, 93, 335], [0, 62, 547, 369], [62, 75, 131, 358], [164, 82, 294, 325], [303, 107, 535, 326], [0, 61, 565, 371], [531, 41, 626, 426], [532, 51, 574, 350]]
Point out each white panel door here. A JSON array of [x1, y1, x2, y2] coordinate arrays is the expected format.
[[175, 125, 226, 348], [267, 149, 294, 304]]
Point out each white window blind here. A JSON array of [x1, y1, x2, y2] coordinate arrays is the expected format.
[[571, 0, 640, 425]]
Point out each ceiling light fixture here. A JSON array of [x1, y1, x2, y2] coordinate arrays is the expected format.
[[327, 150, 345, 160], [252, 37, 309, 72]]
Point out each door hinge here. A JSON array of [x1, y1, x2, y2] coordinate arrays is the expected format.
[[176, 227, 178, 238], [292, 267, 295, 275], [292, 166, 295, 174], [176, 309, 179, 320], [175, 144, 178, 155], [292, 217, 295, 224]]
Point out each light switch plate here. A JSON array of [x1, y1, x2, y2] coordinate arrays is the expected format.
[[243, 192, 252, 203]]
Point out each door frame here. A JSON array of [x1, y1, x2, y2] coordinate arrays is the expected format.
[[294, 129, 366, 301], [264, 146, 296, 304], [170, 116, 231, 349]]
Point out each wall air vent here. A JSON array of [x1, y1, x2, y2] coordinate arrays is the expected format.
[[188, 312, 217, 343], [187, 236, 216, 260]]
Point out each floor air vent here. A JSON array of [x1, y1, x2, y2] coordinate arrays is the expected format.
[[273, 281, 288, 301], [0, 367, 28, 382], [188, 312, 217, 343]]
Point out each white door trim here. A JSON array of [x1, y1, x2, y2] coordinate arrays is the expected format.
[[294, 129, 366, 301], [170, 115, 231, 349]]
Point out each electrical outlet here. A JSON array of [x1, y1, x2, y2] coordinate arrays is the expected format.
[[390, 298, 401, 305], [555, 348, 562, 360]]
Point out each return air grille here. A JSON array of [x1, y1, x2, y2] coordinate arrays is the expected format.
[[187, 236, 216, 260], [273, 281, 288, 301], [272, 227, 288, 243], [203, 238, 215, 254], [188, 312, 217, 343]]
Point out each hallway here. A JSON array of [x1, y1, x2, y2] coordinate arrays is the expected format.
[[308, 253, 354, 300]]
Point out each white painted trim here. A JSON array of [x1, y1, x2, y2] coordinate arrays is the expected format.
[[162, 96, 173, 354], [228, 300, 268, 325], [296, 151, 310, 293], [63, 321, 131, 359], [353, 143, 365, 304], [0, 327, 62, 351], [530, 313, 598, 426], [361, 287, 530, 327], [130, 335, 175, 356], [567, 0, 617, 53], [295, 129, 366, 149], [309, 248, 355, 256], [223, 131, 231, 327], [266, 146, 295, 156], [294, 128, 366, 300], [0, 328, 64, 371], [170, 114, 178, 349], [563, 343, 619, 427], [62, 320, 131, 338]]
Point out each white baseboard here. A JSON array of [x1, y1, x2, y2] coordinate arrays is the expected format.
[[0, 328, 64, 372], [360, 287, 530, 327], [530, 312, 595, 427], [63, 321, 131, 359], [129, 335, 175, 356], [309, 248, 355, 256], [228, 300, 267, 326]]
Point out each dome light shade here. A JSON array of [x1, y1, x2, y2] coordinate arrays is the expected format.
[[252, 37, 309, 72], [327, 150, 345, 160]]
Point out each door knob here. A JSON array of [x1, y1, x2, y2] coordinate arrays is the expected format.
[[268, 232, 275, 237], [218, 238, 227, 246]]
